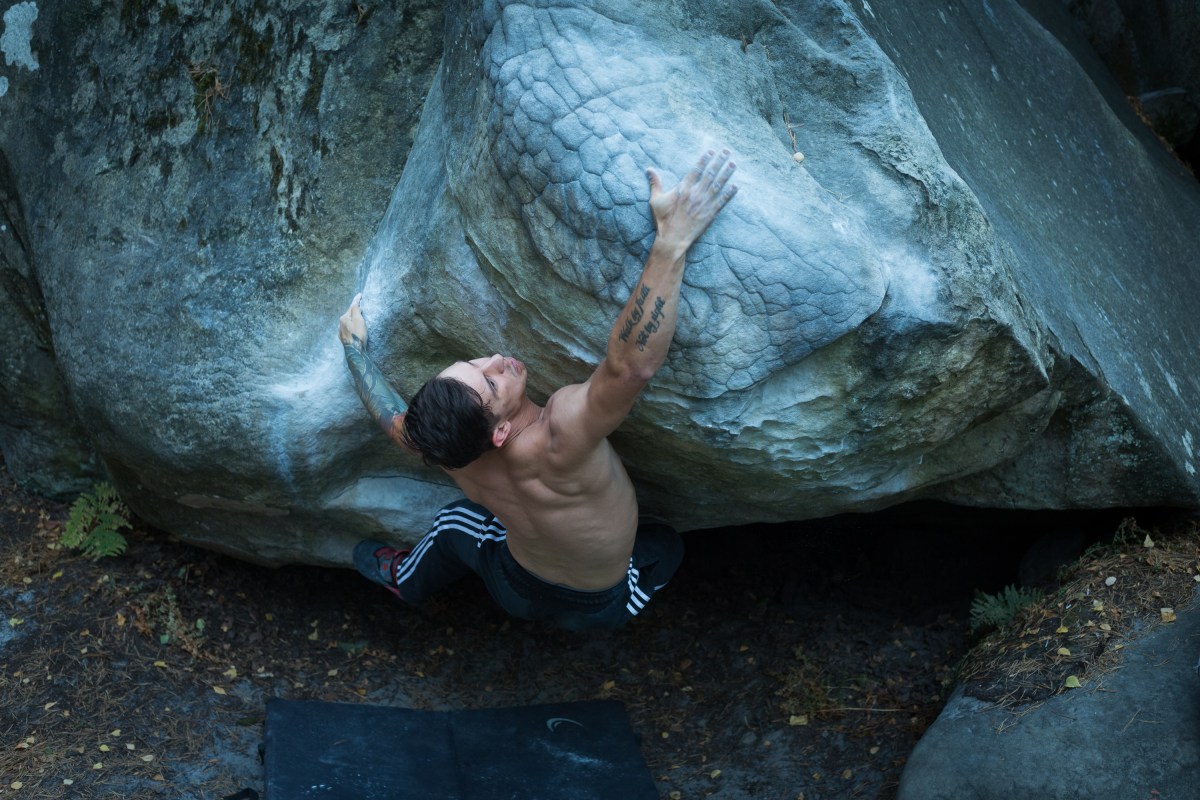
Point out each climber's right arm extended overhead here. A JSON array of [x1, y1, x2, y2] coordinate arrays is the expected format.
[[543, 149, 737, 455]]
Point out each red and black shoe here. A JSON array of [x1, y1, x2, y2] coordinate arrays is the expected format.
[[352, 539, 410, 601]]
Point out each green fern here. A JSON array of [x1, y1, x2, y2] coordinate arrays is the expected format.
[[969, 584, 1043, 633], [61, 482, 131, 559]]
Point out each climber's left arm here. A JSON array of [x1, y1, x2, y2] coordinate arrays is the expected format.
[[338, 294, 409, 448]]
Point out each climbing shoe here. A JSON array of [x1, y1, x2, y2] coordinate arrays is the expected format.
[[352, 539, 410, 601]]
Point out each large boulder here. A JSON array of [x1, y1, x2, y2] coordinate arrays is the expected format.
[[0, 0, 1197, 565]]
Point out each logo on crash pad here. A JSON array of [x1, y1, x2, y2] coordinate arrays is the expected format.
[[546, 717, 584, 733]]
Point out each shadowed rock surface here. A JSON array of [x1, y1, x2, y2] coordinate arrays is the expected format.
[[1059, 0, 1200, 166], [899, 590, 1200, 799], [0, 0, 1197, 565]]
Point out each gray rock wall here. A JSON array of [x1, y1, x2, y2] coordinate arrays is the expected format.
[[0, 0, 1197, 565], [0, 0, 447, 562], [852, 0, 1200, 508]]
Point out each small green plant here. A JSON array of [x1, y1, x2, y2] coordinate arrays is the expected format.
[[187, 59, 228, 133], [151, 584, 182, 644], [134, 583, 207, 655], [969, 584, 1043, 633], [61, 482, 131, 559]]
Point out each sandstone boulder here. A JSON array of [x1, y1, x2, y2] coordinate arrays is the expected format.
[[0, 0, 1197, 565]]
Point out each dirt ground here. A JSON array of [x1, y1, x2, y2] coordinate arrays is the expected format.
[[2, 461, 1184, 799]]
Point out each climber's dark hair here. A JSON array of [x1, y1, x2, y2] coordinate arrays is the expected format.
[[401, 377, 495, 470]]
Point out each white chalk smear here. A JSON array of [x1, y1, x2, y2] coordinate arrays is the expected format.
[[2, 2, 39, 72]]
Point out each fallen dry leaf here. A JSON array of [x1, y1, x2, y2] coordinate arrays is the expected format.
[[1161, 608, 1177, 623]]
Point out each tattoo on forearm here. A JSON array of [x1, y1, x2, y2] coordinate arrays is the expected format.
[[343, 342, 408, 434], [618, 284, 652, 342], [635, 296, 667, 352]]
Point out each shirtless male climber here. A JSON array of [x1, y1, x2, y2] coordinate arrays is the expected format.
[[338, 149, 737, 630]]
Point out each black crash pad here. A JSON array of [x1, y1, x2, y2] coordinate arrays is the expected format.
[[263, 698, 658, 799]]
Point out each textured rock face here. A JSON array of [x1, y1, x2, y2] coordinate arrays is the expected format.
[[1, 0, 1198, 565], [0, 0, 447, 562]]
